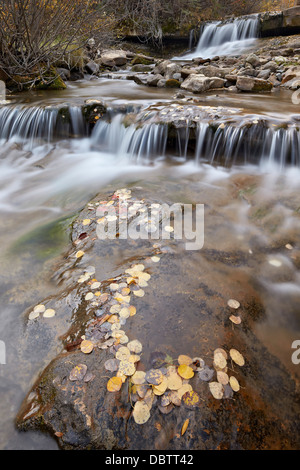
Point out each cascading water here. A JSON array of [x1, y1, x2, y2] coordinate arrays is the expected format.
[[176, 15, 260, 60], [0, 105, 87, 148], [0, 104, 299, 168]]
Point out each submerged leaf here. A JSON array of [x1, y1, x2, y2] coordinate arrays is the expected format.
[[107, 376, 123, 392], [132, 401, 151, 425], [181, 419, 189, 436], [229, 349, 245, 367], [209, 382, 224, 400], [80, 340, 94, 354]]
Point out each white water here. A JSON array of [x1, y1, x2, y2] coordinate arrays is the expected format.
[[176, 16, 259, 60]]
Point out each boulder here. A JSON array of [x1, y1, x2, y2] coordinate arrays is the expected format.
[[56, 68, 71, 81], [257, 70, 271, 80], [236, 76, 273, 92], [131, 55, 155, 66], [131, 64, 153, 73], [261, 61, 278, 73], [165, 63, 182, 80], [283, 6, 300, 27], [281, 66, 300, 84], [100, 50, 128, 67], [245, 54, 261, 68], [181, 67, 199, 79], [165, 79, 181, 88], [85, 60, 99, 75], [153, 60, 172, 76], [197, 65, 232, 78], [156, 79, 167, 88], [147, 74, 164, 87], [181, 74, 226, 93]]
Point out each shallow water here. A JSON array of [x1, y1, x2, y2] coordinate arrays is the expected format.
[[0, 78, 300, 449]]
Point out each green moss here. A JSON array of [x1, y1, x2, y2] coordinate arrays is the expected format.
[[131, 56, 153, 66], [11, 214, 75, 261], [34, 68, 66, 90], [165, 79, 180, 88]]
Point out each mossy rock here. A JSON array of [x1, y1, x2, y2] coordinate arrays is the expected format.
[[165, 79, 180, 88], [34, 69, 67, 90], [131, 64, 153, 72], [131, 55, 154, 66]]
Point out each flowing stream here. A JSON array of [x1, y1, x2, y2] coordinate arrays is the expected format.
[[175, 15, 260, 60], [0, 78, 299, 449]]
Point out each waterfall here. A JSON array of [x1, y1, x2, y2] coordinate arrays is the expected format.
[[178, 15, 260, 60], [0, 104, 299, 168], [91, 115, 168, 163], [0, 105, 87, 147], [194, 122, 300, 168]]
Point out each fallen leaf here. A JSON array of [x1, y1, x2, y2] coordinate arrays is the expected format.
[[107, 376, 123, 392], [229, 315, 242, 325], [229, 376, 240, 392], [43, 309, 56, 318], [178, 364, 194, 379], [80, 340, 94, 354], [69, 364, 87, 381], [209, 382, 224, 399], [227, 299, 240, 309], [229, 349, 245, 367], [178, 355, 193, 366], [132, 401, 150, 425], [182, 391, 200, 408], [181, 419, 189, 436]]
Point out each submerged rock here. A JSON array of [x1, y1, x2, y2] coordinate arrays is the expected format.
[[15, 187, 300, 450]]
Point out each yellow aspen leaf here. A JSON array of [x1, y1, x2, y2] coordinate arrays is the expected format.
[[178, 364, 194, 379], [76, 250, 85, 259], [107, 376, 123, 392], [181, 419, 189, 436], [132, 401, 150, 425], [129, 306, 137, 317], [229, 315, 242, 325], [182, 391, 200, 407], [229, 376, 240, 392], [80, 340, 94, 354], [178, 355, 193, 366], [209, 382, 224, 399], [229, 349, 245, 367]]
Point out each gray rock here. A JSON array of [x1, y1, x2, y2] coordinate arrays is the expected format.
[[236, 76, 273, 92], [181, 74, 225, 93], [147, 74, 163, 87], [56, 68, 71, 81], [197, 65, 232, 78], [85, 60, 99, 75], [261, 61, 278, 73], [100, 50, 128, 67], [153, 60, 172, 76], [131, 64, 153, 73], [156, 79, 167, 88], [257, 70, 271, 80], [165, 63, 182, 80], [245, 53, 261, 68]]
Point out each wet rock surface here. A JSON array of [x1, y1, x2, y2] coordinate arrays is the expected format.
[[16, 183, 300, 450]]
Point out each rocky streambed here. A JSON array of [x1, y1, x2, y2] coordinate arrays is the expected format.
[[15, 177, 300, 450]]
